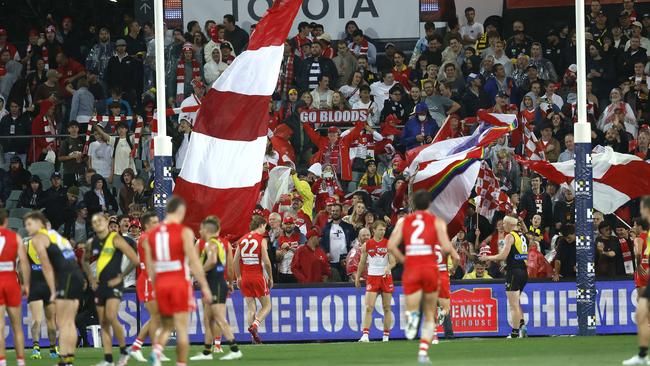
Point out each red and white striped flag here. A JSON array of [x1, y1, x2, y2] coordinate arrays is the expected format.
[[173, 0, 302, 235], [475, 161, 513, 220], [522, 117, 546, 161]]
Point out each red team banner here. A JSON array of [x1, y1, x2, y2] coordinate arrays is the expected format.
[[507, 0, 650, 8]]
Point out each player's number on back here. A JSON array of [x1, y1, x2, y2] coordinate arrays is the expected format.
[[520, 236, 528, 254], [155, 231, 171, 261], [241, 239, 259, 257], [410, 219, 425, 245]]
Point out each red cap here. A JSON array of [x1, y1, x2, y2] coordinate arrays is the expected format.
[[344, 199, 353, 206], [307, 229, 321, 240], [282, 215, 295, 224], [129, 219, 142, 229], [46, 25, 56, 33], [182, 42, 193, 51], [279, 194, 292, 205], [191, 79, 205, 89], [325, 197, 336, 205], [0, 28, 7, 36], [327, 126, 338, 133]]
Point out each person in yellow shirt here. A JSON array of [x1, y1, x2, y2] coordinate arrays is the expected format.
[[463, 260, 493, 280], [291, 170, 314, 220]]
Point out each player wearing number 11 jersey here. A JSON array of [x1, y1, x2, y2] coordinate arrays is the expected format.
[[234, 215, 273, 344], [387, 191, 459, 365]]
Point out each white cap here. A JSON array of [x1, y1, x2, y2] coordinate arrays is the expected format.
[[308, 163, 322, 178]]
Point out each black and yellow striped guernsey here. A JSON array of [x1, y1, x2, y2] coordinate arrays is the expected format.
[[506, 231, 528, 270], [93, 232, 123, 283]]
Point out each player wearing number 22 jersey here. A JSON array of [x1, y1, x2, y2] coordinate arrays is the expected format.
[[234, 215, 273, 345], [387, 191, 459, 365]]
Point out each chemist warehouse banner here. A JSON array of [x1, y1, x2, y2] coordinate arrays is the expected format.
[[3, 280, 638, 346]]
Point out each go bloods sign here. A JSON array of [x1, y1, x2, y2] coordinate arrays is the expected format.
[[300, 109, 369, 124], [183, 0, 420, 39]]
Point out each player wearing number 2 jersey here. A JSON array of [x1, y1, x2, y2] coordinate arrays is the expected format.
[[481, 216, 528, 339], [234, 215, 273, 344], [143, 197, 212, 366], [0, 208, 29, 366], [387, 191, 459, 365]]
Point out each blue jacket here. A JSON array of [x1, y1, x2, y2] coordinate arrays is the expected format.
[[403, 115, 439, 151], [320, 220, 356, 260]]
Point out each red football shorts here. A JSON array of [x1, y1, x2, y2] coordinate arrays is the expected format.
[[635, 270, 649, 289], [402, 266, 439, 295], [438, 272, 451, 299], [136, 274, 154, 303], [155, 279, 194, 316], [366, 275, 394, 293], [0, 276, 21, 307], [240, 276, 269, 298]]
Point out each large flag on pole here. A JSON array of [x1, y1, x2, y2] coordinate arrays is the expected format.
[[174, 0, 302, 235], [475, 161, 513, 220], [517, 146, 650, 214]]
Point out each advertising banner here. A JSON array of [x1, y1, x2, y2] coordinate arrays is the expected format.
[[182, 0, 421, 40], [4, 280, 637, 347]]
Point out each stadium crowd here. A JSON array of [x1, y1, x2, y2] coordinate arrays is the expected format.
[[0, 0, 647, 293]]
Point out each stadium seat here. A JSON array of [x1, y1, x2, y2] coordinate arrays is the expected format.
[[28, 161, 55, 179], [5, 190, 22, 210], [10, 207, 32, 219], [17, 227, 28, 238], [7, 217, 22, 231]]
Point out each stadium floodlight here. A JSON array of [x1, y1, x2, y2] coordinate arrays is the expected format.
[[574, 0, 596, 337]]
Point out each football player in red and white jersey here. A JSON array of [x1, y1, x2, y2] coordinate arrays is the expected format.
[[388, 190, 459, 364], [433, 241, 457, 344], [126, 212, 171, 363], [234, 215, 274, 344], [633, 217, 649, 294], [355, 220, 395, 342], [0, 208, 29, 366], [143, 197, 212, 366]]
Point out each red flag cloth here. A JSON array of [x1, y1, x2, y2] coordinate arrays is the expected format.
[[475, 161, 513, 220], [173, 0, 303, 235]]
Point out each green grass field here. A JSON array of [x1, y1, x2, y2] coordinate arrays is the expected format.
[[11, 336, 638, 366]]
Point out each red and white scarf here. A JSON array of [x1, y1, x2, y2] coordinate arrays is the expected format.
[[176, 58, 201, 104], [83, 115, 142, 155], [276, 55, 294, 97], [620, 238, 635, 275], [351, 38, 369, 55], [43, 115, 57, 149]]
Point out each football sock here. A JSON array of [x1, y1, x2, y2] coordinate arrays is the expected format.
[[17, 357, 25, 366], [64, 354, 74, 366], [0, 356, 6, 366], [202, 344, 211, 355], [214, 336, 222, 347], [383, 329, 390, 337], [640, 346, 648, 358], [229, 339, 239, 353], [252, 319, 260, 329], [362, 328, 369, 335], [104, 354, 113, 363], [131, 338, 144, 351], [119, 347, 127, 356], [33, 341, 40, 351], [520, 319, 525, 327]]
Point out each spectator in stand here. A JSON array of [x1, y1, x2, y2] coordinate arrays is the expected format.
[[303, 121, 362, 185], [376, 42, 396, 75], [442, 37, 464, 71], [295, 42, 338, 93], [317, 34, 335, 59], [68, 77, 94, 128], [622, 36, 647, 80], [43, 25, 62, 69], [506, 31, 530, 59], [352, 85, 380, 127], [290, 22, 312, 60], [596, 221, 625, 276], [423, 80, 461, 127], [87, 125, 113, 179], [390, 51, 411, 90], [310, 75, 334, 109], [291, 170, 315, 221], [84, 173, 118, 216], [291, 229, 331, 284], [380, 86, 406, 123], [409, 21, 436, 67], [554, 187, 575, 232], [333, 41, 358, 90], [125, 21, 146, 58], [58, 121, 86, 186], [463, 73, 490, 116], [7, 156, 30, 191], [41, 172, 68, 230], [553, 224, 577, 281], [519, 174, 553, 232], [599, 88, 637, 137], [460, 7, 484, 47], [420, 36, 444, 69], [558, 133, 575, 162], [634, 128, 649, 159], [529, 42, 558, 83], [356, 55, 377, 86], [349, 29, 376, 68], [275, 215, 306, 283], [370, 72, 397, 110], [223, 14, 249, 54], [118, 168, 135, 214], [463, 260, 493, 280], [131, 177, 151, 210], [320, 203, 356, 281], [540, 123, 561, 162], [85, 27, 115, 81], [104, 39, 143, 107], [29, 100, 58, 164], [615, 222, 636, 276], [439, 63, 466, 97], [101, 121, 136, 190], [56, 52, 86, 99], [357, 159, 382, 196], [34, 69, 63, 105], [484, 63, 517, 105], [64, 202, 92, 245], [403, 102, 438, 151], [0, 100, 30, 164], [375, 175, 406, 224], [204, 47, 228, 85], [17, 175, 44, 209]]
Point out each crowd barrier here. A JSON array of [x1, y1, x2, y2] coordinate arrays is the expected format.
[[3, 279, 638, 347]]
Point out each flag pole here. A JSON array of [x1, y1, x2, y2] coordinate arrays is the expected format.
[[574, 0, 596, 336], [153, 0, 174, 219]]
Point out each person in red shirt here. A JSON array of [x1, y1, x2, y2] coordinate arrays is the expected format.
[[0, 208, 29, 366], [313, 196, 337, 230], [234, 215, 273, 344], [143, 197, 212, 366], [304, 122, 364, 182], [55, 53, 85, 97], [391, 51, 411, 90], [355, 220, 395, 343], [291, 229, 331, 283], [0, 28, 19, 61], [388, 190, 459, 364]]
